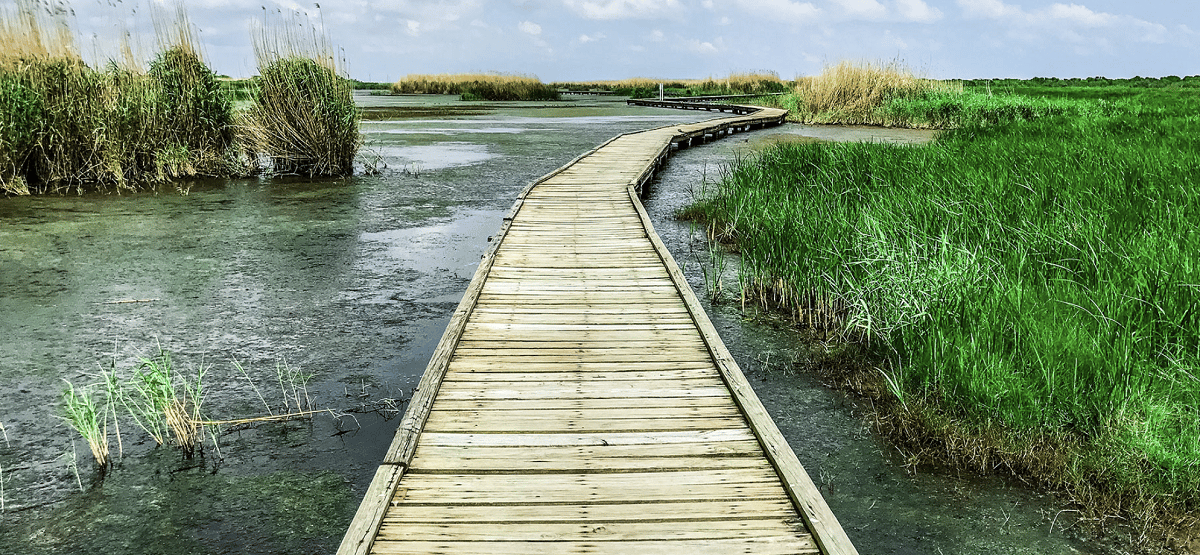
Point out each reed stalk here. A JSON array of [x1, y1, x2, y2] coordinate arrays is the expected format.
[[60, 381, 110, 468]]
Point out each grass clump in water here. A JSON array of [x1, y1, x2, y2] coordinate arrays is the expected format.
[[60, 381, 113, 468], [247, 10, 360, 177], [684, 85, 1200, 539], [123, 349, 207, 458], [61, 347, 338, 473]]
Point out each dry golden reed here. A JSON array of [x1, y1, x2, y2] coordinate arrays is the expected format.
[[391, 72, 560, 101], [791, 60, 961, 124]]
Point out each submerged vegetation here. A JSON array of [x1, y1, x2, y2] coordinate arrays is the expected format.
[[685, 78, 1200, 538], [0, 0, 360, 194], [391, 72, 561, 101]]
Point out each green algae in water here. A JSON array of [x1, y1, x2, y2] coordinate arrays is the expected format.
[[1, 470, 354, 555]]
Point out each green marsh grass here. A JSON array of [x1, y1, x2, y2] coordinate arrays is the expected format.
[[392, 72, 560, 101], [248, 10, 360, 177], [124, 349, 209, 457], [685, 86, 1200, 532], [0, 1, 241, 193]]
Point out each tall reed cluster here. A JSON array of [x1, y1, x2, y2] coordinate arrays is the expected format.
[[391, 72, 560, 101], [0, 1, 240, 194], [685, 87, 1200, 528], [0, 1, 361, 194], [790, 60, 953, 122], [246, 9, 360, 177]]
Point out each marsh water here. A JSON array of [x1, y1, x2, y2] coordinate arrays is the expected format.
[[0, 94, 1115, 554]]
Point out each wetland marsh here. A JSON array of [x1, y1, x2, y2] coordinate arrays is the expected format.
[[0, 93, 1132, 553]]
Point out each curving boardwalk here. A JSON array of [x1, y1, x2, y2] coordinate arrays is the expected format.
[[339, 106, 859, 555]]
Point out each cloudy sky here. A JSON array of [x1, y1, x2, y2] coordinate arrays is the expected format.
[[60, 0, 1198, 81]]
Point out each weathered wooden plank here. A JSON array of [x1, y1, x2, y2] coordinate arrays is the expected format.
[[408, 441, 766, 468], [441, 369, 720, 382], [370, 538, 819, 555], [380, 499, 794, 523], [453, 333, 705, 345], [427, 396, 738, 412], [375, 519, 812, 542], [423, 414, 746, 433], [432, 385, 731, 401], [417, 429, 756, 447], [393, 468, 786, 499], [444, 360, 718, 373], [447, 353, 717, 364]]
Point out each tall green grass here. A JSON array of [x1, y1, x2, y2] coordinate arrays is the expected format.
[[685, 87, 1200, 527], [248, 10, 360, 177], [0, 2, 244, 193]]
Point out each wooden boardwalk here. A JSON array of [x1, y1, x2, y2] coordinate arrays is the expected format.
[[339, 106, 858, 555]]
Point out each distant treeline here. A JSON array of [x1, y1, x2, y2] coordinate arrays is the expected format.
[[553, 72, 791, 98], [965, 75, 1200, 88]]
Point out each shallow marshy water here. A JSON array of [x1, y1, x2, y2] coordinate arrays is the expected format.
[[0, 94, 1112, 554]]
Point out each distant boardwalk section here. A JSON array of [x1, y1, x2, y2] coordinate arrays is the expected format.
[[339, 106, 859, 555]]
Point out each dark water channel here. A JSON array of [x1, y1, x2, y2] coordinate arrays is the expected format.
[[0, 94, 1114, 554]]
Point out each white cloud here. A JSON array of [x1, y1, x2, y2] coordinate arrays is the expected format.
[[579, 32, 606, 43], [1046, 4, 1105, 26], [894, 0, 942, 23], [563, 0, 684, 20], [954, 0, 1187, 55], [405, 19, 420, 36], [685, 38, 719, 54], [518, 20, 542, 35], [648, 29, 666, 42], [732, 0, 820, 22], [833, 0, 887, 20]]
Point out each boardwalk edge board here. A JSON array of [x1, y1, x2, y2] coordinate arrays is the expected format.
[[629, 180, 860, 555], [339, 105, 856, 555]]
